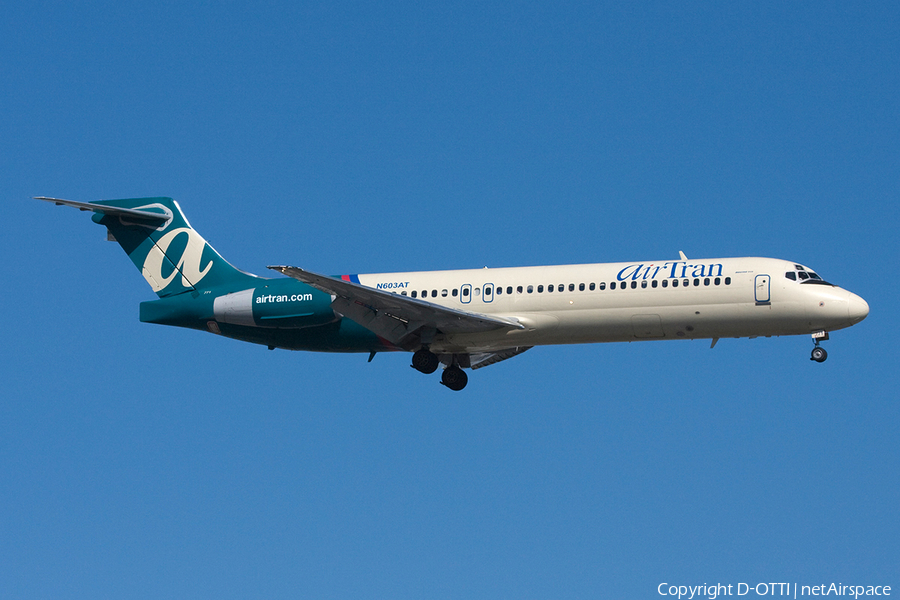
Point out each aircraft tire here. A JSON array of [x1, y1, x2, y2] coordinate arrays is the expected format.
[[441, 366, 468, 391], [412, 349, 440, 374], [811, 347, 827, 363]]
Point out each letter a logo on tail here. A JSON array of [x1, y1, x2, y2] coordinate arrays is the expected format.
[[141, 227, 214, 293], [42, 196, 260, 297]]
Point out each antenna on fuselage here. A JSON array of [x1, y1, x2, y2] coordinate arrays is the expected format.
[[679, 251, 688, 261]]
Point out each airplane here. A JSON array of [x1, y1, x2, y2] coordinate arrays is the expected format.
[[37, 196, 869, 391]]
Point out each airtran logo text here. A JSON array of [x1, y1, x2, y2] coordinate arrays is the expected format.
[[142, 227, 213, 292], [256, 293, 313, 303], [617, 262, 724, 281]]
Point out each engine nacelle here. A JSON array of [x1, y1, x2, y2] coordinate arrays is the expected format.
[[213, 280, 336, 329]]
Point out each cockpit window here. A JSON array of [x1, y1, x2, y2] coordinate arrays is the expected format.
[[796, 269, 833, 286], [785, 272, 796, 281], [800, 271, 833, 285]]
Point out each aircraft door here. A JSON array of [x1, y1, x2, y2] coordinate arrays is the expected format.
[[460, 284, 472, 304], [755, 274, 770, 304], [483, 284, 493, 303]]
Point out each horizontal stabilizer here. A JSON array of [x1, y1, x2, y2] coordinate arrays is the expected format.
[[35, 197, 170, 225]]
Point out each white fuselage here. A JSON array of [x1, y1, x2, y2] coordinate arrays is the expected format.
[[355, 257, 868, 354]]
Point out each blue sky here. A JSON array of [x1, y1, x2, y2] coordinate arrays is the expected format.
[[2, 1, 897, 598]]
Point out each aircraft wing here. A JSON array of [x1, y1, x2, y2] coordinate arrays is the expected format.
[[268, 265, 524, 348]]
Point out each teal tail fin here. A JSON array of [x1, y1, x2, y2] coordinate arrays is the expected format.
[[39, 196, 257, 297]]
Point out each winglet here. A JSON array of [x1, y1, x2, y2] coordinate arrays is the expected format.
[[679, 250, 688, 261]]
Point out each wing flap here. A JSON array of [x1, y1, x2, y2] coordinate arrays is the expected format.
[[469, 346, 533, 370]]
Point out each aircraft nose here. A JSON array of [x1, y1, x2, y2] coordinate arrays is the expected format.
[[847, 292, 869, 323]]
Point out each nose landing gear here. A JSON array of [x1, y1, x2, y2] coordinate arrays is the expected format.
[[810, 331, 829, 363], [811, 346, 827, 362]]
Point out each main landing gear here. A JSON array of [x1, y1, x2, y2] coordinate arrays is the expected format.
[[411, 348, 469, 391], [411, 348, 439, 374], [440, 365, 468, 391], [810, 331, 829, 363]]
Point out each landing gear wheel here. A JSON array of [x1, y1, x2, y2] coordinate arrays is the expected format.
[[441, 366, 468, 391], [411, 348, 439, 374], [811, 347, 828, 363]]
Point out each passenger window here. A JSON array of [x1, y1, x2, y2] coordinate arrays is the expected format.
[[652, 280, 658, 288], [507, 287, 513, 295], [569, 284, 575, 291], [548, 284, 554, 292], [714, 277, 721, 285], [537, 285, 544, 293], [452, 289, 458, 297], [610, 282, 617, 290], [694, 278, 700, 286], [590, 283, 596, 291], [598, 282, 605, 290], [527, 285, 534, 293], [725, 277, 731, 285], [631, 281, 637, 289], [517, 286, 523, 294], [442, 289, 448, 297], [462, 288, 469, 297], [496, 287, 502, 295], [673, 279, 679, 287], [662, 279, 668, 288], [684, 279, 690, 287], [411, 291, 417, 298], [641, 281, 648, 288], [474, 288, 480, 296], [704, 278, 710, 286], [579, 283, 585, 291], [785, 272, 796, 281], [429, 290, 435, 297], [401, 291, 407, 296]]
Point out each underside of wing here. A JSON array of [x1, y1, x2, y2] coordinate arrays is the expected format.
[[269, 265, 524, 348]]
